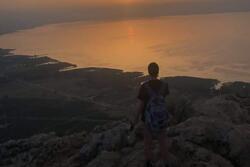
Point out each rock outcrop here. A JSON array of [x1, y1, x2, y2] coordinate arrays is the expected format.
[[193, 95, 250, 124], [0, 132, 86, 167], [0, 95, 250, 167]]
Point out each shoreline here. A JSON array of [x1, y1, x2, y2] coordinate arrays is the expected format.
[[1, 47, 250, 142], [1, 48, 250, 84]]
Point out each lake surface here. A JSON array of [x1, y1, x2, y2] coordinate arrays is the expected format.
[[0, 12, 250, 82]]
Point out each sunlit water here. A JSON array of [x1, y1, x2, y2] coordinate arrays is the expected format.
[[0, 12, 250, 82]]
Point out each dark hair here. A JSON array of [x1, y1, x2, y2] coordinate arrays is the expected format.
[[148, 62, 159, 77]]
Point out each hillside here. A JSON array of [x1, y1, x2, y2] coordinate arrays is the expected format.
[[0, 94, 250, 167], [0, 48, 250, 167]]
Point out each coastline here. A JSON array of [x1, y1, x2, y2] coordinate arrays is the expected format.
[[0, 47, 250, 142]]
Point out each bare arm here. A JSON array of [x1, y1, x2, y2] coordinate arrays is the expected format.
[[132, 99, 144, 128]]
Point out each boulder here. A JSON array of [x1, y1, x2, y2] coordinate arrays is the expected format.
[[193, 96, 250, 124], [86, 151, 120, 167], [168, 117, 250, 167], [80, 121, 133, 164]]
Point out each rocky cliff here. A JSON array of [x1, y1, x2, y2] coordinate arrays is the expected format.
[[1, 94, 250, 167]]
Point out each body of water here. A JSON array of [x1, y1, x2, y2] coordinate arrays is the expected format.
[[0, 12, 250, 82]]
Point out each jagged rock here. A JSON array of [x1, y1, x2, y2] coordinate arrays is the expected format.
[[80, 121, 134, 164], [1, 94, 250, 167], [194, 96, 250, 124], [119, 148, 144, 167], [0, 132, 85, 167], [168, 117, 250, 167], [79, 137, 100, 164], [228, 125, 250, 167], [166, 95, 195, 125], [86, 151, 120, 167]]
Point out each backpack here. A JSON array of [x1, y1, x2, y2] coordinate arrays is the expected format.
[[144, 83, 169, 132]]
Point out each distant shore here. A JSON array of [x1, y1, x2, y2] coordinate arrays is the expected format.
[[0, 47, 250, 142], [1, 48, 250, 84]]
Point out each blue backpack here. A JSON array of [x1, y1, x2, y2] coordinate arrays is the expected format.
[[145, 84, 169, 132]]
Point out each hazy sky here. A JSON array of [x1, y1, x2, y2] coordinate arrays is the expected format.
[[0, 0, 247, 10], [1, 0, 250, 34]]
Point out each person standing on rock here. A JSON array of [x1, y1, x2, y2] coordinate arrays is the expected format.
[[132, 62, 170, 167]]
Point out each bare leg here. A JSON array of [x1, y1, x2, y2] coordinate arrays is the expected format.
[[158, 130, 169, 165], [144, 125, 154, 162]]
